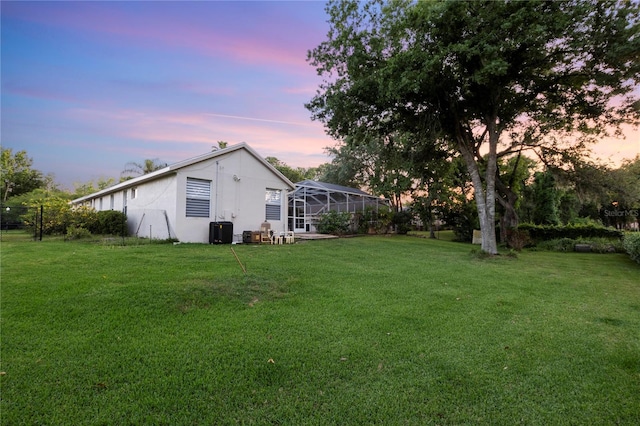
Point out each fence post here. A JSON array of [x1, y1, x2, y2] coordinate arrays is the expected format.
[[122, 207, 126, 246], [33, 207, 37, 240], [39, 205, 43, 241]]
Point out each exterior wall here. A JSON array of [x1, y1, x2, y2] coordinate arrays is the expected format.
[[88, 188, 125, 212], [125, 175, 178, 240], [174, 149, 290, 243], [71, 145, 292, 243], [85, 176, 178, 240]]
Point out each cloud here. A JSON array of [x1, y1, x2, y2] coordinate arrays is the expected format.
[[282, 84, 322, 96], [3, 1, 325, 74], [201, 113, 317, 128], [60, 106, 332, 164]]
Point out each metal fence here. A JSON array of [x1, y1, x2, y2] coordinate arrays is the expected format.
[[1, 205, 43, 240]]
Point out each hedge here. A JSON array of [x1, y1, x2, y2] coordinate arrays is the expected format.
[[517, 223, 623, 242]]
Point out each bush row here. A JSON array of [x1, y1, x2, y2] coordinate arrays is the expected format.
[[23, 203, 127, 236], [317, 208, 410, 236], [517, 223, 623, 242], [61, 209, 127, 236], [533, 237, 625, 253]]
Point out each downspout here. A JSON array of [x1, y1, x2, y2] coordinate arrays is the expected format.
[[214, 160, 219, 222]]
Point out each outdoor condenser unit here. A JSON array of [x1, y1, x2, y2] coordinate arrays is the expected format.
[[209, 221, 233, 244]]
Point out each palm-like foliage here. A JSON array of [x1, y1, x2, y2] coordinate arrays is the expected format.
[[121, 158, 167, 181]]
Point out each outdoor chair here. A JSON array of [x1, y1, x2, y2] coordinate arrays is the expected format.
[[260, 222, 272, 244], [284, 231, 294, 244], [273, 231, 284, 245]]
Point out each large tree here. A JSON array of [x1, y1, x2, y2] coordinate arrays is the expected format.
[[264, 157, 323, 183], [73, 177, 117, 199], [307, 0, 639, 254], [326, 131, 452, 212], [1, 148, 46, 202]]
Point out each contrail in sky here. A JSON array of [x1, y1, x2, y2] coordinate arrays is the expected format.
[[203, 112, 316, 127]]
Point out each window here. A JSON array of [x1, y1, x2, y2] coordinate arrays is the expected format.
[[131, 187, 137, 199], [186, 178, 211, 217], [110, 194, 114, 210], [265, 189, 281, 221]]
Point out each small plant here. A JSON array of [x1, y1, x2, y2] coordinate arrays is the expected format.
[[506, 249, 519, 258], [469, 248, 494, 259], [623, 232, 640, 264]]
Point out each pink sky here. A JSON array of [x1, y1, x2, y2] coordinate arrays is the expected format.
[[1, 1, 638, 189]]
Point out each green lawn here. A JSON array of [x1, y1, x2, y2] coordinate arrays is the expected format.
[[1, 233, 639, 425]]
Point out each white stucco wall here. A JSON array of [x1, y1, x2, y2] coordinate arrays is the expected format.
[[125, 175, 178, 239], [174, 149, 290, 243], [72, 145, 292, 243]]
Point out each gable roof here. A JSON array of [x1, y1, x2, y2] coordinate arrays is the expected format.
[[71, 142, 295, 204]]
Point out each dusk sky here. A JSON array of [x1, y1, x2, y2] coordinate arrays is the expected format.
[[2, 1, 638, 190]]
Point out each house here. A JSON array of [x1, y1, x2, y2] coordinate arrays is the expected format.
[[288, 180, 387, 233], [71, 143, 294, 243]]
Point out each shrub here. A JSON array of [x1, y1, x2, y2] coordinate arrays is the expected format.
[[392, 210, 413, 234], [355, 206, 377, 234], [623, 233, 640, 264], [316, 211, 352, 235], [441, 202, 478, 242], [70, 204, 99, 232], [505, 228, 532, 250], [375, 206, 394, 234], [354, 206, 394, 234], [24, 196, 72, 235], [95, 210, 127, 235], [65, 225, 92, 240]]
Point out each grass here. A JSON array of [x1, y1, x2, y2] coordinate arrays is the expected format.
[[1, 231, 639, 424]]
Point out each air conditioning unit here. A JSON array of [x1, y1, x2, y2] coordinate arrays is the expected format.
[[209, 221, 233, 244]]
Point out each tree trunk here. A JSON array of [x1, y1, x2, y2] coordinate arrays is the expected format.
[[456, 120, 499, 255], [428, 212, 436, 239]]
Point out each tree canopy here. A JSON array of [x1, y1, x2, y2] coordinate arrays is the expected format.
[[264, 157, 326, 184], [1, 147, 46, 202], [307, 0, 640, 253], [121, 158, 168, 181]]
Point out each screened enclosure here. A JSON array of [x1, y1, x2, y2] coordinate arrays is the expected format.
[[288, 180, 387, 233]]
